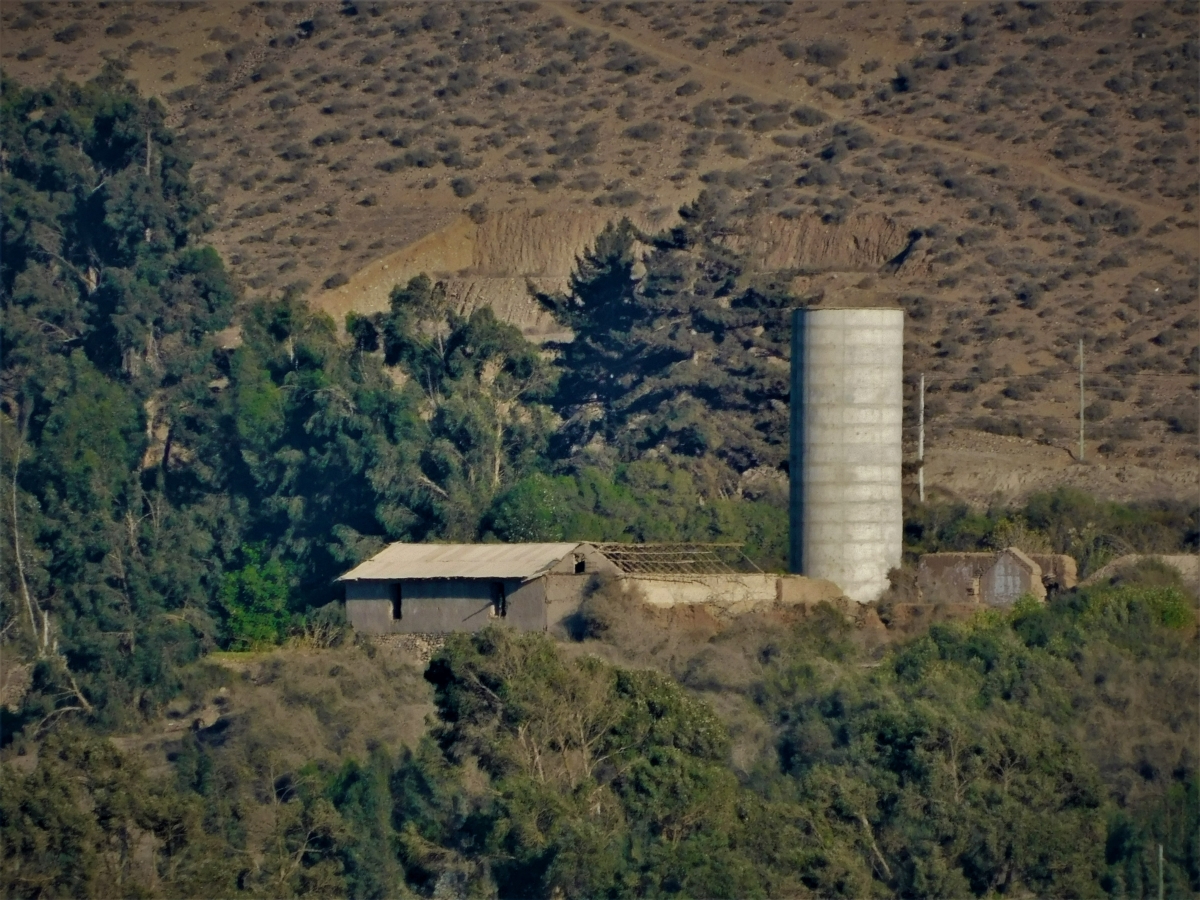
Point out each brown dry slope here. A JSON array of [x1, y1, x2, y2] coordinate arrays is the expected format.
[[924, 427, 1198, 506], [551, 0, 1196, 256], [3, 0, 1196, 502]]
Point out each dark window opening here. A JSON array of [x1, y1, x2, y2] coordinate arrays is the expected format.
[[574, 556, 586, 574], [491, 582, 507, 618], [391, 583, 402, 620]]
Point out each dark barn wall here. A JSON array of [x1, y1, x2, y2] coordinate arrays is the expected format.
[[345, 581, 394, 632], [544, 574, 591, 638], [401, 580, 494, 632], [345, 578, 546, 633], [497, 578, 546, 633]]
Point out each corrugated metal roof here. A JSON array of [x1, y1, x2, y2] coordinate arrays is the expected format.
[[338, 542, 582, 582]]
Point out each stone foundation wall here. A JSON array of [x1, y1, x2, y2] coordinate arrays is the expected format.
[[367, 633, 446, 664]]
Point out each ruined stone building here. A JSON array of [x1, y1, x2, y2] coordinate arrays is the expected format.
[[340, 541, 840, 635], [916, 547, 1078, 607]]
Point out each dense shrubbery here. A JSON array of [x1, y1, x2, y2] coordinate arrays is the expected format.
[[218, 546, 294, 649], [4, 585, 1196, 898]]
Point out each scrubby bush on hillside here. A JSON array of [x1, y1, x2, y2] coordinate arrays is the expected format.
[[806, 38, 849, 68], [53, 22, 86, 44], [624, 121, 664, 141], [792, 104, 828, 126]]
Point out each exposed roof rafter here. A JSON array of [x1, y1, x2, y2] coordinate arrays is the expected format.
[[592, 542, 761, 576]]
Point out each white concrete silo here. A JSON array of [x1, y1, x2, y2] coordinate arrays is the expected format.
[[789, 307, 904, 603]]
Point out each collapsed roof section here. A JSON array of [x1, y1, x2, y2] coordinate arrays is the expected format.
[[337, 541, 763, 582], [591, 543, 761, 577]]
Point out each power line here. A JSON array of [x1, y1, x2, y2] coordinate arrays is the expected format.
[[1080, 338, 1086, 463], [918, 372, 925, 503], [905, 372, 1195, 383]]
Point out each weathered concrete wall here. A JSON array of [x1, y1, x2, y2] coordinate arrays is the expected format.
[[546, 545, 621, 577], [631, 575, 779, 612], [1029, 554, 1078, 591], [543, 573, 592, 638], [544, 573, 845, 632], [345, 578, 545, 634], [916, 553, 993, 605], [984, 550, 1044, 606], [917, 549, 1048, 606], [776, 575, 847, 607]]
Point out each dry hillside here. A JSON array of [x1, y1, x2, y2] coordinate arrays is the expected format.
[[3, 0, 1197, 501]]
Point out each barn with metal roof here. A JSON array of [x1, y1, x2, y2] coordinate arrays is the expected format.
[[338, 541, 774, 635], [338, 542, 619, 634]]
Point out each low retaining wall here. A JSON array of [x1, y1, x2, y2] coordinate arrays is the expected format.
[[629, 574, 843, 615]]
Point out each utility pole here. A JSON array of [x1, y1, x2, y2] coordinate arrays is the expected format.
[[918, 373, 925, 503], [1078, 339, 1085, 462], [1158, 843, 1163, 900]]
